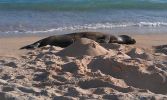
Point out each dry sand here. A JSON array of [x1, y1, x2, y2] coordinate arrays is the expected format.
[[0, 34, 167, 100]]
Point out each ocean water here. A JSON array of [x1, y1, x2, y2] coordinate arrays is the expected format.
[[0, 0, 167, 36]]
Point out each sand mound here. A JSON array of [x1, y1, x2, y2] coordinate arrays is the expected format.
[[57, 38, 108, 57]]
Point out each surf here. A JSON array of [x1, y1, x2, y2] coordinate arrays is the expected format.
[[1, 0, 167, 11]]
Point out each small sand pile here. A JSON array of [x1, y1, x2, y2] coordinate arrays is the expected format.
[[57, 38, 109, 57]]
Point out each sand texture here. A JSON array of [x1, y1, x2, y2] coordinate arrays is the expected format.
[[0, 34, 167, 100]]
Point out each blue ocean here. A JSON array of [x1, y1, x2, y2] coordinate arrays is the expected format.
[[0, 0, 167, 36]]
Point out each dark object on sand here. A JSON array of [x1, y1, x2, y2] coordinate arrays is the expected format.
[[20, 32, 136, 49]]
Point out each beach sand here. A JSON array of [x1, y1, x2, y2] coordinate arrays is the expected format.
[[0, 34, 167, 99]]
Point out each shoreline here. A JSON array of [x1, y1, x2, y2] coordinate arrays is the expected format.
[[1, 26, 167, 38]]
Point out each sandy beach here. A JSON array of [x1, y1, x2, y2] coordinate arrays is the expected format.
[[1, 0, 167, 99], [0, 33, 167, 99]]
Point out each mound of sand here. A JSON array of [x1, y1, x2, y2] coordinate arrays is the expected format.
[[57, 38, 109, 57]]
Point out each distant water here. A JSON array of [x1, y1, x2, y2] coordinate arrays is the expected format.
[[0, 0, 167, 36]]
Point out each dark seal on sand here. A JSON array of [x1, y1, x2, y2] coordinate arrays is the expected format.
[[20, 32, 136, 49]]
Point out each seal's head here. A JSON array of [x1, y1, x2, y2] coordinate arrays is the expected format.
[[115, 35, 136, 44]]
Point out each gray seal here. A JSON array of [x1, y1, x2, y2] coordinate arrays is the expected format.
[[20, 32, 136, 49]]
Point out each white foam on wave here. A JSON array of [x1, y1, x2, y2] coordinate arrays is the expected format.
[[2, 22, 167, 34], [138, 22, 167, 27]]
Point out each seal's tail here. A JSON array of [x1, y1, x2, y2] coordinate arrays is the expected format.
[[20, 43, 40, 50], [117, 35, 136, 44]]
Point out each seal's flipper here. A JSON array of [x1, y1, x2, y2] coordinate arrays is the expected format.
[[20, 43, 40, 50]]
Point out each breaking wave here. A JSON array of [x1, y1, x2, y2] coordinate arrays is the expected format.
[[2, 22, 167, 34]]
